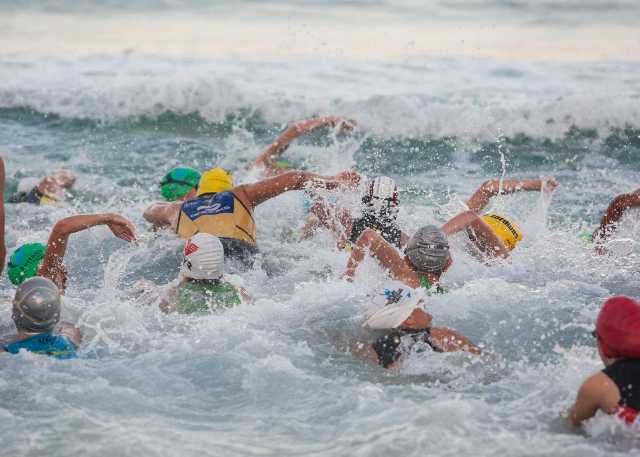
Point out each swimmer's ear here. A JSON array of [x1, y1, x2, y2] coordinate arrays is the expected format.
[[443, 256, 453, 272]]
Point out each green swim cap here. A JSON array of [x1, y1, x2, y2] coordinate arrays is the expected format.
[[8, 243, 46, 286], [160, 167, 201, 201], [274, 160, 293, 169]]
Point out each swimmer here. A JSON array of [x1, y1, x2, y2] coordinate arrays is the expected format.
[[0, 157, 6, 274], [568, 296, 640, 427], [144, 167, 360, 268], [303, 176, 410, 250], [344, 225, 451, 291], [251, 116, 356, 176], [159, 233, 250, 314], [0, 277, 80, 359], [444, 177, 559, 258], [353, 305, 481, 369], [7, 213, 136, 290], [9, 169, 76, 206], [581, 188, 640, 250]]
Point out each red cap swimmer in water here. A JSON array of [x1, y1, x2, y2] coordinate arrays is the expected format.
[[569, 296, 640, 428]]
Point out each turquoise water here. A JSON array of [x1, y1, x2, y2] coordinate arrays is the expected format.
[[1, 2, 640, 456]]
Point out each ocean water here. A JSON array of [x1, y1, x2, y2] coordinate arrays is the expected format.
[[1, 1, 640, 456]]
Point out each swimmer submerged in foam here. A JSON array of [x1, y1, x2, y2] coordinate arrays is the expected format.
[[9, 169, 76, 207], [568, 296, 640, 427], [353, 296, 481, 369], [159, 233, 250, 314]]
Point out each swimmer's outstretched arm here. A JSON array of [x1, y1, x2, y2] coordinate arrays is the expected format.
[[442, 210, 510, 259], [252, 116, 356, 175], [143, 201, 181, 229], [593, 189, 640, 242], [39, 213, 137, 291], [343, 228, 418, 287], [240, 170, 361, 208], [0, 157, 5, 274], [567, 372, 618, 427], [466, 177, 558, 213]]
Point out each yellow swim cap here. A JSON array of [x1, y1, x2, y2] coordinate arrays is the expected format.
[[197, 167, 233, 196], [481, 214, 523, 251]]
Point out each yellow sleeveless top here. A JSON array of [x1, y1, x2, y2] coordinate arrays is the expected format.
[[176, 192, 256, 245]]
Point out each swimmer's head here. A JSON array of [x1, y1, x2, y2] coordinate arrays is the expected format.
[[595, 296, 640, 361], [12, 276, 61, 333], [405, 225, 451, 273], [180, 233, 225, 280], [362, 176, 399, 221], [160, 167, 201, 201], [481, 214, 523, 251], [197, 167, 233, 196], [7, 243, 46, 286]]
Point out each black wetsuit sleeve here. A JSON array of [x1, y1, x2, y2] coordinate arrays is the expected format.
[[372, 332, 403, 368]]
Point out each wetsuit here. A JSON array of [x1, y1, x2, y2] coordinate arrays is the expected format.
[[373, 329, 442, 368], [176, 191, 258, 269], [3, 332, 77, 359], [603, 359, 640, 424], [349, 214, 402, 248], [176, 280, 242, 314]]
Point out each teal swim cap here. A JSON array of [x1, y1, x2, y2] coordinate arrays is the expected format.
[[7, 243, 47, 286], [160, 167, 201, 201]]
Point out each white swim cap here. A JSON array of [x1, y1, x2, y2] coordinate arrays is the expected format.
[[180, 233, 225, 280]]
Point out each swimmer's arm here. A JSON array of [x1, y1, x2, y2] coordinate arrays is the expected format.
[[39, 213, 137, 290], [239, 170, 361, 208], [466, 177, 558, 213], [344, 228, 417, 286], [57, 322, 82, 347], [568, 372, 619, 427], [593, 192, 640, 242], [430, 326, 482, 355], [143, 202, 181, 229], [0, 157, 5, 275], [442, 210, 509, 259], [252, 117, 356, 172]]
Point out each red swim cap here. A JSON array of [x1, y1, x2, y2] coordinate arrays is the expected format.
[[596, 296, 640, 359]]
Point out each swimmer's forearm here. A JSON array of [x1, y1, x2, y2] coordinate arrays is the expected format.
[[594, 193, 640, 240], [467, 178, 550, 212]]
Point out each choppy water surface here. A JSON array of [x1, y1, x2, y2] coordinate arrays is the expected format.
[[1, 4, 640, 456]]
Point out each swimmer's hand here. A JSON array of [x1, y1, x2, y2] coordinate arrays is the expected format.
[[106, 214, 137, 242]]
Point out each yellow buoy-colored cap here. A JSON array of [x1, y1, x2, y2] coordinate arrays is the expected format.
[[197, 167, 233, 196], [481, 214, 523, 251]]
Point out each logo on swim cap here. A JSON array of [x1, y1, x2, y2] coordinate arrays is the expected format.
[[184, 239, 199, 257]]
